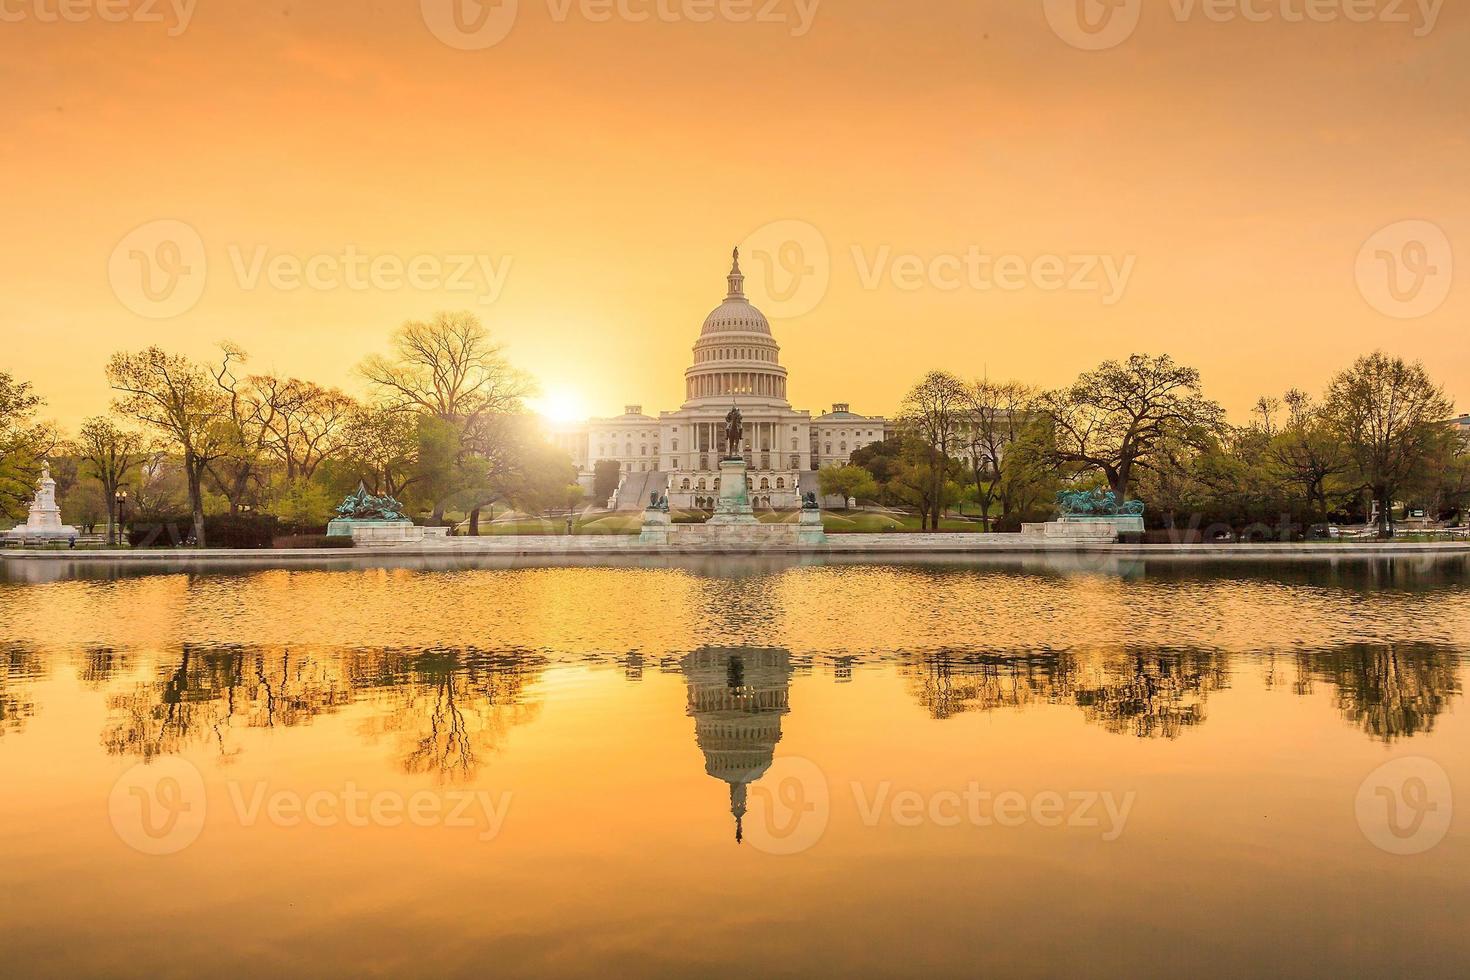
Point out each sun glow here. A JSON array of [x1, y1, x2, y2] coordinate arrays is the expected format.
[[532, 386, 589, 424]]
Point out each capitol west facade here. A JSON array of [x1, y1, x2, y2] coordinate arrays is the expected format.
[[553, 250, 888, 510]]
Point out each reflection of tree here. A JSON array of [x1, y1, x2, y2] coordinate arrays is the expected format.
[[101, 645, 351, 761], [1295, 644, 1461, 742], [77, 646, 131, 688], [352, 648, 543, 783], [1072, 652, 1229, 739], [1, 643, 42, 738], [905, 649, 1230, 740], [907, 651, 1073, 720]]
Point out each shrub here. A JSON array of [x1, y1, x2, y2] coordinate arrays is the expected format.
[[203, 513, 279, 548], [127, 514, 192, 548], [127, 513, 280, 548]]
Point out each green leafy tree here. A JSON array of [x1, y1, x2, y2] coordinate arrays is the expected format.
[[818, 465, 879, 510], [0, 372, 53, 521], [850, 439, 904, 505]]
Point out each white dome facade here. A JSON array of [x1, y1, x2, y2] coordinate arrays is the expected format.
[[684, 248, 789, 407]]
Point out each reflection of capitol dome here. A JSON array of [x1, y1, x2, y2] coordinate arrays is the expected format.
[[682, 647, 793, 843]]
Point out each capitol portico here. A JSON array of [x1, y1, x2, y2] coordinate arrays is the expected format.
[[553, 249, 888, 510]]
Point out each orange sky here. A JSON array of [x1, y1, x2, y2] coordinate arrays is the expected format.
[[2, 1, 1466, 428]]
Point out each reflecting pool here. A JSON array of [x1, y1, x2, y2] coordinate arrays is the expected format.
[[1, 557, 1466, 977]]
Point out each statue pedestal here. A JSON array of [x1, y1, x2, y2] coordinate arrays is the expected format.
[[797, 507, 828, 545], [708, 459, 759, 526], [639, 509, 672, 545], [330, 519, 424, 545], [1022, 516, 1143, 542]]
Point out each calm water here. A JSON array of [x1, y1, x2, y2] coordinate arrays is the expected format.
[[1, 556, 1466, 978]]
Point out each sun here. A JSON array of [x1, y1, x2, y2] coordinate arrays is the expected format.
[[531, 386, 588, 424]]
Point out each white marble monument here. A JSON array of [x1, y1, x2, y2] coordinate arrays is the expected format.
[[4, 463, 80, 545]]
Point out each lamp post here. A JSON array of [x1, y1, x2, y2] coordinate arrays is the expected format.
[[113, 490, 128, 547]]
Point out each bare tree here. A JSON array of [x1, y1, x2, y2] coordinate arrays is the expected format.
[[72, 417, 147, 545], [898, 371, 967, 531], [252, 376, 356, 480], [206, 345, 279, 515], [1036, 354, 1225, 501], [342, 406, 420, 499], [359, 312, 534, 426], [959, 379, 1036, 531], [108, 348, 230, 546], [1323, 352, 1455, 536], [359, 312, 536, 523], [1265, 389, 1351, 523]]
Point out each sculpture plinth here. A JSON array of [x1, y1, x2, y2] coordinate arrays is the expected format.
[[708, 458, 759, 526]]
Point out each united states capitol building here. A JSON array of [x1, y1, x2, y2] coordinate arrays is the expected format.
[[553, 249, 889, 510]]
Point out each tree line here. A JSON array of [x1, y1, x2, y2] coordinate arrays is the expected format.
[[824, 351, 1466, 536], [1, 311, 580, 546]]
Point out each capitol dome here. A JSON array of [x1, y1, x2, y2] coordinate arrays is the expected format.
[[684, 247, 790, 407], [700, 248, 771, 336]]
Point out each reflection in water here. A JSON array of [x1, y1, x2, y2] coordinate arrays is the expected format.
[[905, 645, 1462, 743], [1295, 644, 1462, 742], [101, 644, 350, 761], [682, 648, 793, 842], [906, 649, 1231, 739], [100, 644, 543, 779], [353, 648, 543, 782], [1074, 652, 1231, 739], [1, 643, 42, 738], [2, 561, 1468, 976]]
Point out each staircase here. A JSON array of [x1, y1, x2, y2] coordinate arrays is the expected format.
[[612, 471, 668, 511]]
